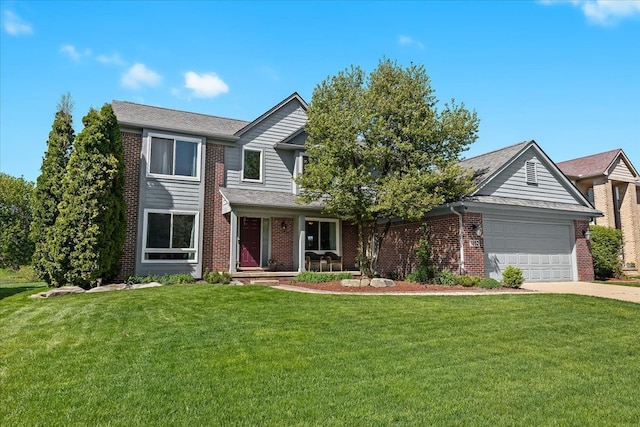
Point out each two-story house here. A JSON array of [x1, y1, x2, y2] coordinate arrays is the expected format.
[[113, 93, 600, 283]]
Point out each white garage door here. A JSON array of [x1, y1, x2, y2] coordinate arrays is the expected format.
[[483, 218, 573, 282]]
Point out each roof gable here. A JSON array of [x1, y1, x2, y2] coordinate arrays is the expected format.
[[557, 148, 638, 182], [460, 140, 593, 208], [112, 100, 248, 139], [235, 92, 308, 137]]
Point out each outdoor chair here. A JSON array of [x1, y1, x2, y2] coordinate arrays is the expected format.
[[305, 252, 323, 272], [324, 252, 343, 272]]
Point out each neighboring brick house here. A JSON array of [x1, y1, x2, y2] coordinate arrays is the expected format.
[[557, 149, 640, 274], [113, 95, 600, 282]]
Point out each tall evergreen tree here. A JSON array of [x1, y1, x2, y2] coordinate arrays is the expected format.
[[31, 94, 75, 285], [53, 104, 125, 288]]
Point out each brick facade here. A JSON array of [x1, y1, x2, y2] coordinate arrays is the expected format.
[[378, 213, 485, 279], [271, 217, 294, 271], [205, 144, 230, 272], [619, 181, 640, 271], [342, 222, 358, 270], [574, 220, 595, 281], [117, 131, 142, 280]]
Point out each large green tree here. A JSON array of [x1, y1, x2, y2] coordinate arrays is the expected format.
[[0, 173, 34, 268], [52, 103, 125, 288], [31, 93, 75, 284], [298, 59, 479, 276]]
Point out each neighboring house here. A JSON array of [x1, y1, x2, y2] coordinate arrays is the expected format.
[[113, 94, 600, 282], [557, 149, 640, 274]]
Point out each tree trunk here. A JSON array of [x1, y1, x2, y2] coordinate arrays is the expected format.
[[368, 219, 392, 277]]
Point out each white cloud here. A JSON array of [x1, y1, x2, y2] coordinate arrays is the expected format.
[[121, 63, 162, 89], [184, 71, 229, 98], [541, 0, 640, 25], [96, 53, 125, 66], [59, 44, 91, 61], [398, 35, 425, 49], [3, 11, 32, 35]]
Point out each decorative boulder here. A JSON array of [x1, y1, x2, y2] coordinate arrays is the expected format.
[[30, 286, 85, 298], [370, 278, 395, 288]]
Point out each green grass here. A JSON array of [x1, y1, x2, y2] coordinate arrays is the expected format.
[[0, 266, 42, 284], [594, 280, 640, 288], [2, 284, 639, 426]]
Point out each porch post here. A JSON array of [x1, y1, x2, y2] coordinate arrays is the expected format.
[[298, 215, 306, 272], [229, 211, 238, 273]]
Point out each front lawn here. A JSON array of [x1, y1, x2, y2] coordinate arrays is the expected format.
[[1, 284, 639, 425]]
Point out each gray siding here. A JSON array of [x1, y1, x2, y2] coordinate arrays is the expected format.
[[478, 146, 580, 205], [226, 99, 306, 193], [135, 130, 206, 277]]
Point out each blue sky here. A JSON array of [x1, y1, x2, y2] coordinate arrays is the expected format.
[[1, 0, 639, 182]]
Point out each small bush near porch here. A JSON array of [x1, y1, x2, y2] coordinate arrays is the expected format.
[[2, 284, 639, 425]]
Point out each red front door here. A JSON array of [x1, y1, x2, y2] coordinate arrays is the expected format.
[[240, 217, 261, 268]]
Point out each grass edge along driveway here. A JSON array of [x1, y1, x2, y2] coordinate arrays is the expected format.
[[1, 284, 639, 426]]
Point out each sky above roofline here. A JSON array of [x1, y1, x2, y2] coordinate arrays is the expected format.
[[1, 1, 639, 182]]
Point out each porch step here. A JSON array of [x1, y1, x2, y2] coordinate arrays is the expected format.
[[249, 279, 280, 286]]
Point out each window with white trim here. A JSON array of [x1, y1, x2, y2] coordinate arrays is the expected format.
[[143, 210, 198, 262], [305, 219, 339, 253], [242, 148, 263, 182], [149, 136, 199, 178], [525, 161, 538, 184]]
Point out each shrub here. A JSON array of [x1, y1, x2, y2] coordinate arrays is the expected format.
[[125, 274, 161, 285], [457, 275, 480, 287], [406, 267, 433, 283], [501, 266, 524, 288], [590, 226, 624, 279], [293, 272, 352, 283], [434, 269, 458, 286], [478, 278, 501, 289], [203, 269, 232, 284], [160, 274, 196, 285]]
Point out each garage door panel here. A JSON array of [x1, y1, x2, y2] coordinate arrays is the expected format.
[[484, 218, 573, 283]]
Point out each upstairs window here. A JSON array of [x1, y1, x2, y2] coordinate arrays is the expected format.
[[525, 161, 538, 185], [242, 148, 263, 182], [149, 136, 199, 178]]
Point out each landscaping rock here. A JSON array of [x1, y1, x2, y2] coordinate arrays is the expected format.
[[370, 278, 395, 288], [341, 279, 370, 288], [30, 286, 85, 298], [129, 282, 163, 289], [86, 284, 127, 293]]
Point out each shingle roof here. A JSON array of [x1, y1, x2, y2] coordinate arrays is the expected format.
[[458, 140, 531, 185], [112, 100, 249, 139], [556, 149, 621, 178], [464, 195, 599, 215], [220, 187, 324, 211]]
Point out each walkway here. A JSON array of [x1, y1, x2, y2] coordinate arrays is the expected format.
[[521, 281, 640, 304]]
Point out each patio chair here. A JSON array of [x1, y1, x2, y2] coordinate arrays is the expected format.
[[324, 252, 343, 272], [305, 252, 323, 272]]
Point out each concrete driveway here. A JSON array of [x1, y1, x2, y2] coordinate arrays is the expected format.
[[522, 281, 640, 304]]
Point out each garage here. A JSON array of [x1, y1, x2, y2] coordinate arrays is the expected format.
[[483, 217, 574, 282]]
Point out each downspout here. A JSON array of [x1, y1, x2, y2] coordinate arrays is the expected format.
[[450, 206, 466, 275]]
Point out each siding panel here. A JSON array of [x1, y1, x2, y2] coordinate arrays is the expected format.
[[478, 147, 580, 205]]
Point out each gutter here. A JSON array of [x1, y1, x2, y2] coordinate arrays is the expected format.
[[450, 206, 466, 275]]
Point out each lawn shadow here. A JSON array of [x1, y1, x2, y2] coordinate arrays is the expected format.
[[0, 283, 46, 301]]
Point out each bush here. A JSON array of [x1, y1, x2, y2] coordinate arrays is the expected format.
[[125, 274, 161, 285], [478, 278, 501, 289], [590, 226, 624, 279], [406, 267, 434, 283], [160, 274, 196, 285], [501, 266, 524, 288], [434, 269, 458, 286], [457, 275, 480, 287], [203, 269, 232, 284], [293, 272, 353, 283]]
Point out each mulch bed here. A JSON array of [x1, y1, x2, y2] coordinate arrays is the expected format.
[[280, 280, 528, 293]]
